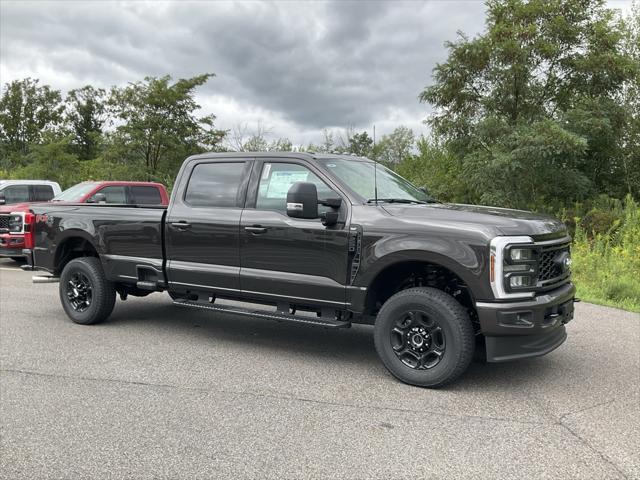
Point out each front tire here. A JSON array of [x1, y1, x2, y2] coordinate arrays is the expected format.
[[374, 287, 474, 388], [59, 257, 116, 325]]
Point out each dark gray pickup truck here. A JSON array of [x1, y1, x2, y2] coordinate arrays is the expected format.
[[22, 152, 576, 387]]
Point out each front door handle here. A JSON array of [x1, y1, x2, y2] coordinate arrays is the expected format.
[[245, 226, 268, 234], [170, 221, 191, 230]]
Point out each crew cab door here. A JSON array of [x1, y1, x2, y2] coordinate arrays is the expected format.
[[165, 159, 251, 292], [239, 159, 350, 307]]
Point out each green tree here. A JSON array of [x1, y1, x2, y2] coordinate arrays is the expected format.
[[620, 2, 640, 198], [65, 85, 107, 160], [11, 136, 81, 188], [320, 129, 336, 153], [420, 0, 639, 210], [268, 138, 293, 151], [374, 126, 415, 164], [242, 134, 268, 151], [0, 78, 64, 166], [108, 74, 225, 180], [396, 136, 470, 202], [347, 131, 373, 157]]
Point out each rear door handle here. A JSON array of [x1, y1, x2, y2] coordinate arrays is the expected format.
[[245, 226, 268, 234], [170, 222, 191, 230]]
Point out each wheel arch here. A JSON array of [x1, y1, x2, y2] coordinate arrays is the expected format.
[[359, 252, 482, 328], [54, 232, 100, 276]]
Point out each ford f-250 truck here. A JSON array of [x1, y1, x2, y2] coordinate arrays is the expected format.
[[21, 152, 576, 387]]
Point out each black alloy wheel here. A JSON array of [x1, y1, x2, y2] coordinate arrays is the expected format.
[[373, 287, 474, 388], [66, 272, 93, 312], [59, 257, 116, 325], [390, 310, 446, 370]]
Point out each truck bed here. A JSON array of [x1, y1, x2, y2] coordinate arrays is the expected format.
[[31, 203, 167, 282]]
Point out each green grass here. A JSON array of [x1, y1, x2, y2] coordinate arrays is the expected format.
[[571, 196, 640, 313]]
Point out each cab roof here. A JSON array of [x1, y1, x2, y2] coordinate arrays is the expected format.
[[0, 179, 61, 186], [185, 151, 374, 163]]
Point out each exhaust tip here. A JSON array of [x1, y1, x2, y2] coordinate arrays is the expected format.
[[32, 275, 59, 284]]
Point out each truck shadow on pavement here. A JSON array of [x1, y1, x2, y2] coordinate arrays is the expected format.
[[104, 295, 562, 390]]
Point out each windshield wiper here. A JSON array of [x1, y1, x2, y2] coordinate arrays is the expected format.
[[366, 198, 428, 204]]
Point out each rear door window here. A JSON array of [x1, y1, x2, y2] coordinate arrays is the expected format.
[[129, 186, 162, 205], [184, 162, 246, 207], [31, 185, 55, 201]]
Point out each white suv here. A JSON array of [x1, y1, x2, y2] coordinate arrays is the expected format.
[[0, 180, 62, 206]]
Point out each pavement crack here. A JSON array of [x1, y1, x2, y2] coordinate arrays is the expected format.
[[1, 367, 546, 427], [558, 420, 629, 479], [559, 398, 617, 421], [529, 394, 628, 479]]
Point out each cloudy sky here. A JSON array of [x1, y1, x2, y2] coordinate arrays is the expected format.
[[0, 0, 633, 146]]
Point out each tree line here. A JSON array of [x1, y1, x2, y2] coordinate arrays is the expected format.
[[0, 0, 638, 218]]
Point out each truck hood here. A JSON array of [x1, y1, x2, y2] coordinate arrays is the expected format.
[[0, 202, 33, 213], [0, 201, 52, 213], [381, 203, 567, 238]]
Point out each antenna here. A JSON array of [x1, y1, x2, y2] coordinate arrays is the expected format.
[[373, 124, 378, 205]]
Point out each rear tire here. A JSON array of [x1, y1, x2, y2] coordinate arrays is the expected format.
[[374, 287, 474, 388], [59, 257, 116, 325]]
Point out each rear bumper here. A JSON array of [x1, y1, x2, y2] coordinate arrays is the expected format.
[[476, 283, 576, 362], [0, 234, 26, 257]]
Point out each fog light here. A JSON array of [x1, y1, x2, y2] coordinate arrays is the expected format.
[[509, 275, 532, 288], [497, 310, 534, 327]]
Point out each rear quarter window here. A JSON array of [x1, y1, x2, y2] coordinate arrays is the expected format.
[[32, 185, 55, 201], [130, 186, 163, 205]]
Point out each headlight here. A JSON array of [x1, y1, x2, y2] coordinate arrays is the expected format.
[[510, 248, 534, 261], [509, 275, 533, 288], [489, 236, 537, 299], [8, 213, 24, 233]]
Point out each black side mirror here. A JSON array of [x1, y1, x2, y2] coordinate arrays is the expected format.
[[90, 193, 107, 204], [319, 196, 342, 226], [0, 193, 5, 205], [286, 182, 319, 219]]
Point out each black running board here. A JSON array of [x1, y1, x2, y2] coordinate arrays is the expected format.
[[173, 300, 351, 329]]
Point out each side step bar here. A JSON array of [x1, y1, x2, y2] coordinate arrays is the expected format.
[[173, 300, 351, 329]]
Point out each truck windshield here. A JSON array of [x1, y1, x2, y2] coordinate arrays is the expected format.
[[53, 182, 97, 202], [318, 158, 434, 204]]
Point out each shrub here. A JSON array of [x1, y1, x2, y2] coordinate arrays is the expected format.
[[571, 195, 640, 312]]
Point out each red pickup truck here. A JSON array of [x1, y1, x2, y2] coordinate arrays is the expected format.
[[0, 181, 169, 260]]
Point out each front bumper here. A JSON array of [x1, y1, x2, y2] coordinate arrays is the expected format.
[[476, 283, 576, 362], [0, 234, 26, 257]]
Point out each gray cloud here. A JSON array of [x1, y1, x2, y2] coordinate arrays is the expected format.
[[0, 1, 511, 143]]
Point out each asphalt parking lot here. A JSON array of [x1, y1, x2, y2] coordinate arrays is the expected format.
[[1, 258, 639, 479]]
